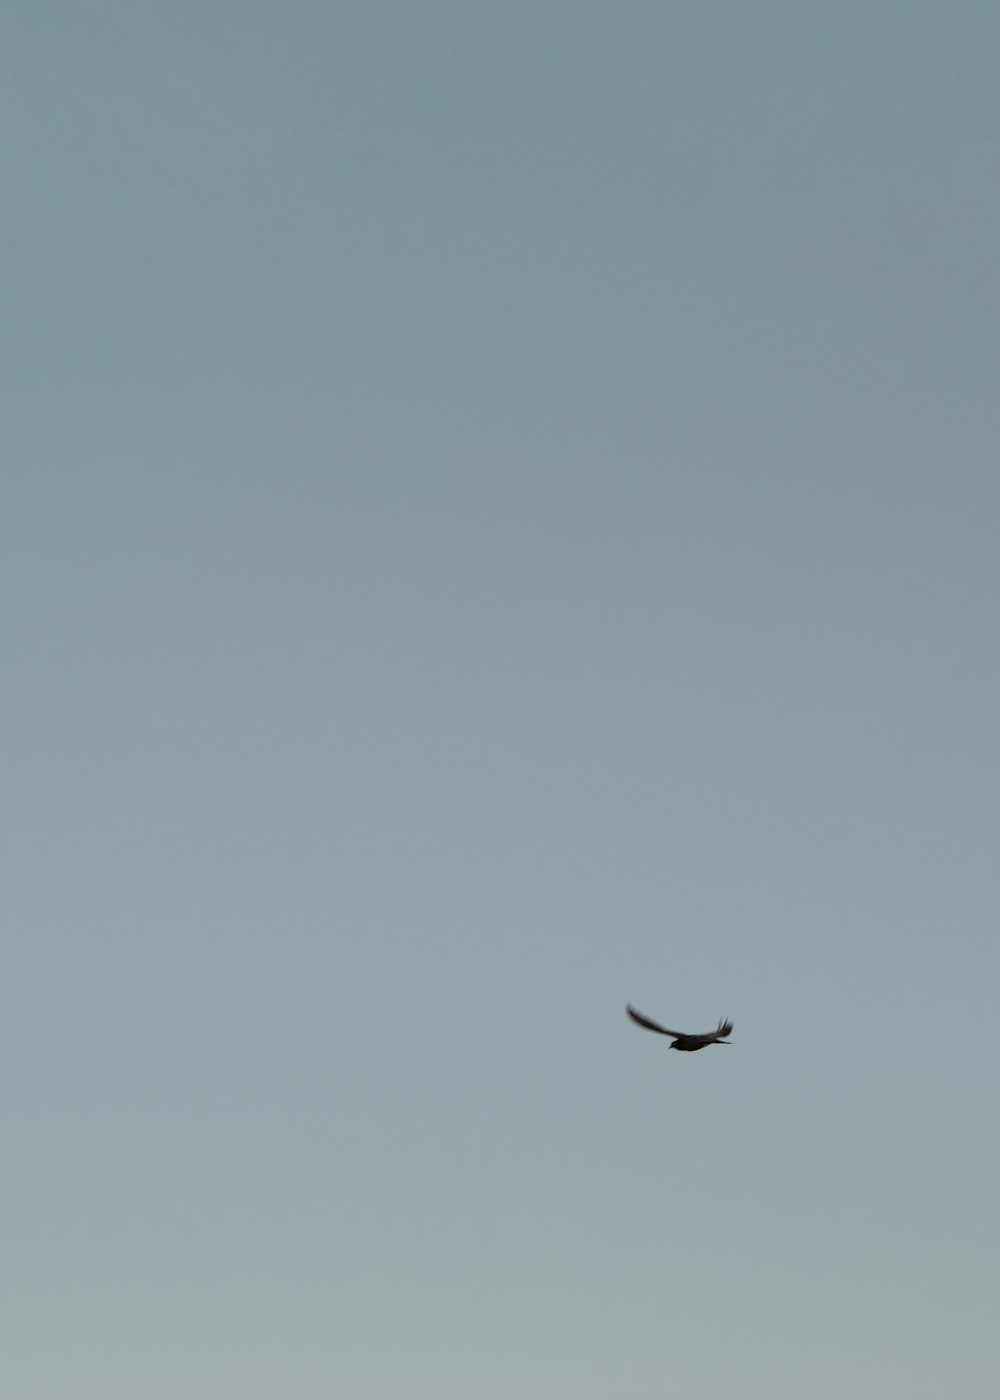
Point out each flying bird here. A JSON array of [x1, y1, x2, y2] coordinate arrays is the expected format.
[[626, 1004, 733, 1052]]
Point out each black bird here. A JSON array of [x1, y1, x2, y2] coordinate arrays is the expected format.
[[626, 1005, 733, 1052]]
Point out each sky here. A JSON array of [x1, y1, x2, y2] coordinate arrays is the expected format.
[[2, 4, 998, 1398]]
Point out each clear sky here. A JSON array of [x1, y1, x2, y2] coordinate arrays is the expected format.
[[3, 5, 998, 1399]]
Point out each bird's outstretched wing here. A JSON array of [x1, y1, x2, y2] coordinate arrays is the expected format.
[[626, 1006, 734, 1043], [626, 1004, 682, 1037]]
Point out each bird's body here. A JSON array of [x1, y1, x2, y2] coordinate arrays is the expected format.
[[626, 1004, 733, 1051]]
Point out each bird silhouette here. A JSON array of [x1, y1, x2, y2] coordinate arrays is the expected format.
[[626, 1005, 733, 1052]]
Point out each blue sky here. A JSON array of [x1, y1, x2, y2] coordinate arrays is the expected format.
[[3, 5, 998, 1398]]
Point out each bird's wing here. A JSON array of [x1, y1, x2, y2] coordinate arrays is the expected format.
[[627, 1007, 734, 1042], [703, 1018, 734, 1041], [626, 1004, 683, 1037]]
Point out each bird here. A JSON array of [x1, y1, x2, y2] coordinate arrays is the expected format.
[[626, 1004, 733, 1052]]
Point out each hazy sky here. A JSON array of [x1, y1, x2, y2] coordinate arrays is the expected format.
[[3, 5, 998, 1399]]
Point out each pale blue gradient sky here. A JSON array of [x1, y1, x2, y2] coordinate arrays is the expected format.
[[3, 5, 998, 1399]]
